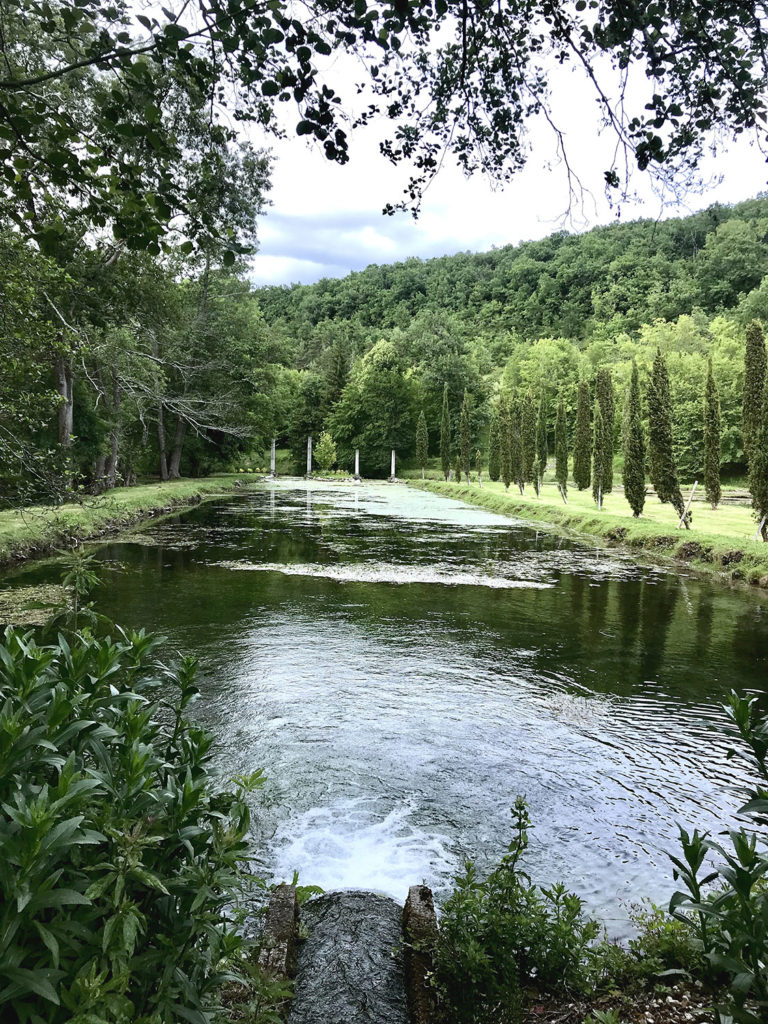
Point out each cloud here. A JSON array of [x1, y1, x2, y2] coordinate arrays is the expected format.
[[248, 58, 768, 288]]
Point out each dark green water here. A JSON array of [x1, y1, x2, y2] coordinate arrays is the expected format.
[[4, 482, 768, 933]]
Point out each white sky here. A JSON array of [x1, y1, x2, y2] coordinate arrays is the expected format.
[[247, 56, 768, 288]]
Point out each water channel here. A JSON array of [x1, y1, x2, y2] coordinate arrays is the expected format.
[[5, 481, 768, 934]]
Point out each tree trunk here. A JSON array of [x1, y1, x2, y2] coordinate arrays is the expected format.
[[168, 419, 187, 479], [55, 355, 73, 447], [92, 455, 106, 494], [157, 404, 169, 481], [105, 381, 121, 488]]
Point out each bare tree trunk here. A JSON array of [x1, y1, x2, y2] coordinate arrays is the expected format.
[[55, 355, 73, 446], [168, 418, 187, 479], [92, 455, 106, 494], [157, 406, 169, 481], [105, 380, 121, 488]]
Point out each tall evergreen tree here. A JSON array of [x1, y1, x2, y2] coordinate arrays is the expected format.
[[440, 382, 451, 481], [743, 319, 766, 468], [596, 368, 615, 492], [521, 390, 537, 485], [622, 360, 646, 517], [703, 358, 721, 510], [500, 396, 512, 490], [488, 407, 501, 482], [475, 448, 482, 484], [511, 400, 525, 494], [554, 394, 568, 496], [572, 381, 592, 491], [416, 409, 429, 481], [749, 380, 768, 541], [647, 348, 690, 527], [326, 336, 350, 405], [535, 389, 548, 494], [459, 390, 473, 482], [592, 399, 606, 507]]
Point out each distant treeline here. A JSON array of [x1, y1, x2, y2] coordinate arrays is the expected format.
[[5, 195, 768, 505], [256, 195, 768, 481]]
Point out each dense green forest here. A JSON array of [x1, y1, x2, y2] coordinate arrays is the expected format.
[[5, 193, 768, 505]]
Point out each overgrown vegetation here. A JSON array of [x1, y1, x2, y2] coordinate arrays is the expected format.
[[0, 617, 269, 1022]]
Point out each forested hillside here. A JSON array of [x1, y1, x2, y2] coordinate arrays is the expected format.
[[5, 195, 768, 505], [259, 195, 768, 480]]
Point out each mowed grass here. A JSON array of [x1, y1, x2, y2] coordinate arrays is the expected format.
[[0, 475, 253, 564], [408, 475, 768, 588]]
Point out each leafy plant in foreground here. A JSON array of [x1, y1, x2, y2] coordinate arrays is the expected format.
[[433, 798, 601, 1024], [670, 692, 768, 1023], [0, 624, 266, 1023]]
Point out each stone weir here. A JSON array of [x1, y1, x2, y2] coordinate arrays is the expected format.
[[258, 884, 438, 1024]]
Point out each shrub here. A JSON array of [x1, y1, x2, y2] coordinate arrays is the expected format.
[[0, 625, 265, 1023], [433, 798, 601, 1023]]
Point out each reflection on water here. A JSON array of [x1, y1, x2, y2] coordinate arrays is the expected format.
[[4, 481, 768, 934]]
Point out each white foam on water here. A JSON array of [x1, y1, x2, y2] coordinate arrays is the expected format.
[[270, 799, 457, 901], [214, 560, 554, 589]]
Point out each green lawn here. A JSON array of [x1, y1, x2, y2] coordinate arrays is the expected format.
[[408, 477, 768, 588], [0, 475, 254, 565]]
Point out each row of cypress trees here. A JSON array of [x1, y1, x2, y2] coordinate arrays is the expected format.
[[421, 319, 768, 539]]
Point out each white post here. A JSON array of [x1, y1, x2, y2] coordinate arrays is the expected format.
[[390, 449, 396, 481], [306, 436, 312, 477], [753, 513, 767, 542], [676, 480, 697, 529], [448, 468, 453, 481], [270, 438, 276, 477], [354, 449, 360, 479]]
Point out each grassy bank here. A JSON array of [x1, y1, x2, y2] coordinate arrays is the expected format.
[[0, 475, 255, 566], [409, 478, 768, 588]]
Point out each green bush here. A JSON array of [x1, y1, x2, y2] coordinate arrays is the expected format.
[[670, 692, 768, 1024], [433, 798, 601, 1023], [0, 625, 265, 1023]]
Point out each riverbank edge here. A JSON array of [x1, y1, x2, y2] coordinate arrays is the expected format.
[[407, 479, 768, 590], [0, 476, 257, 568]]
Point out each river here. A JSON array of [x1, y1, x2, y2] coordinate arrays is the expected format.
[[5, 481, 768, 934]]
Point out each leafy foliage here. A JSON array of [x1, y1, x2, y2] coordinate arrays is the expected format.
[[591, 400, 606, 508], [433, 798, 601, 1024], [440, 382, 452, 481], [648, 349, 690, 527], [459, 390, 473, 482], [670, 693, 768, 1023], [554, 396, 568, 496], [416, 411, 429, 478], [743, 321, 766, 468], [0, 624, 265, 1023], [487, 409, 501, 483], [314, 430, 338, 471]]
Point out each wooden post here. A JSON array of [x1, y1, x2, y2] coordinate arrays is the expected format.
[[676, 480, 697, 529], [306, 436, 312, 477], [753, 513, 767, 542]]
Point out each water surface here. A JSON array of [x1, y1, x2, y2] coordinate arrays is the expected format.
[[5, 482, 768, 933]]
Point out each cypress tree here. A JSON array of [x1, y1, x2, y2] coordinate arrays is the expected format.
[[592, 400, 605, 507], [749, 380, 768, 541], [622, 360, 646, 517], [440, 382, 451, 481], [453, 452, 462, 483], [596, 368, 615, 492], [572, 381, 591, 490], [416, 410, 429, 480], [488, 408, 501, 482], [743, 320, 766, 468], [459, 390, 473, 482], [554, 395, 568, 496], [500, 396, 513, 490], [647, 348, 690, 528], [521, 390, 536, 485], [475, 449, 482, 484], [535, 390, 548, 495], [511, 400, 525, 494], [703, 359, 721, 510]]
